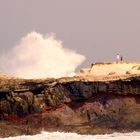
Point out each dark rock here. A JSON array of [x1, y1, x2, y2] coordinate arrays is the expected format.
[[0, 76, 140, 137]]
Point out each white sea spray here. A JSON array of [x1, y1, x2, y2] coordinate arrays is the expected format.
[[1, 131, 140, 140], [0, 32, 85, 79]]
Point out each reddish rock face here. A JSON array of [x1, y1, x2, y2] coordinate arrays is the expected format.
[[0, 77, 140, 137]]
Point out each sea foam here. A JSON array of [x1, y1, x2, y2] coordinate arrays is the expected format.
[[1, 131, 140, 140]]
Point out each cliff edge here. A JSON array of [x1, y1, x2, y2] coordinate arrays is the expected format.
[[0, 62, 140, 137]]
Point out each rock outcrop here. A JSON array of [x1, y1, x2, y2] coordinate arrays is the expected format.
[[0, 74, 140, 137], [77, 62, 140, 77]]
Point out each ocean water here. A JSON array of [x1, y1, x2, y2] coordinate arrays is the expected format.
[[1, 131, 140, 140]]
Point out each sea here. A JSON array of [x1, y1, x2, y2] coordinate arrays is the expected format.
[[1, 131, 140, 140]]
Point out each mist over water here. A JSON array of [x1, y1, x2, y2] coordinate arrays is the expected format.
[[1, 131, 140, 140], [0, 32, 85, 79]]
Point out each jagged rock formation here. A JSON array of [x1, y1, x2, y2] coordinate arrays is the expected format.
[[0, 75, 140, 137], [1, 62, 140, 137]]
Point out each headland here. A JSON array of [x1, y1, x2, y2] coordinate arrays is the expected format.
[[0, 62, 140, 137]]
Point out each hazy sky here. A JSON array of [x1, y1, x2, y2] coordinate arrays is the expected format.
[[0, 0, 140, 68]]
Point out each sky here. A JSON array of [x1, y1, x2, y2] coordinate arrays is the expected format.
[[0, 0, 140, 71]]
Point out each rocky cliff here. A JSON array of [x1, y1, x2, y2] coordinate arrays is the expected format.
[[0, 75, 140, 137]]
